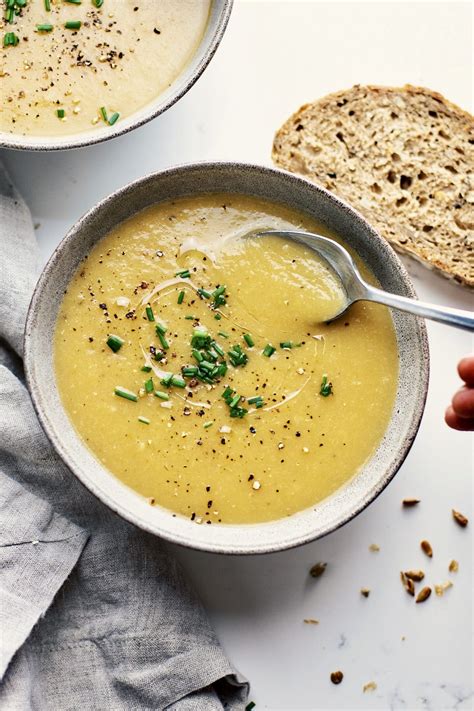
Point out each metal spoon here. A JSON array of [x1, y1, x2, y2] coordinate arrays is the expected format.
[[257, 230, 474, 331]]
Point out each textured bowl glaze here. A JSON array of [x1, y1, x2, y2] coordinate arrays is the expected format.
[[0, 1, 232, 152], [24, 163, 429, 554]]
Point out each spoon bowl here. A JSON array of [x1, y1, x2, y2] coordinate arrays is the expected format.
[[258, 230, 474, 331]]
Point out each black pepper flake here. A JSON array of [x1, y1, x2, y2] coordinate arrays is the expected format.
[[207, 500, 212, 509], [153, 28, 161, 34]]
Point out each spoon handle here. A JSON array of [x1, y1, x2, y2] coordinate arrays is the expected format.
[[364, 285, 474, 332]]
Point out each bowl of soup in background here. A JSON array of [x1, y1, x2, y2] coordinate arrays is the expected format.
[[0, 0, 232, 151], [24, 162, 429, 554]]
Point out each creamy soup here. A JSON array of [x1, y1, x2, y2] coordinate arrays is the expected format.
[[0, 0, 210, 136], [55, 194, 398, 525]]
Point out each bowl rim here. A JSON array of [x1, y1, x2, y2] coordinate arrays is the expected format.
[[0, 0, 233, 152], [24, 161, 430, 554]]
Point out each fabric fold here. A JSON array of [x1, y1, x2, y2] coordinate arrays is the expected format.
[[0, 473, 90, 679]]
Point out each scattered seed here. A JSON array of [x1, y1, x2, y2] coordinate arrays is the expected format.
[[252, 480, 261, 490], [360, 588, 370, 598], [309, 562, 327, 578], [369, 543, 380, 552], [402, 498, 420, 507], [421, 540, 433, 558], [363, 682, 377, 693], [330, 671, 344, 685], [434, 581, 453, 596], [448, 559, 459, 573], [303, 618, 319, 625], [400, 571, 415, 596], [404, 570, 425, 582], [452, 509, 468, 528], [416, 586, 432, 603]]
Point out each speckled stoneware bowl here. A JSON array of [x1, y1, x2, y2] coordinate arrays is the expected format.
[[0, 1, 232, 152], [25, 163, 429, 554]]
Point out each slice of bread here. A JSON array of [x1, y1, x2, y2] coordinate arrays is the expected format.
[[272, 85, 474, 287]]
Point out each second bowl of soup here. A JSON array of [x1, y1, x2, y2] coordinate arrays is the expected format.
[[0, 0, 232, 150], [25, 163, 429, 553]]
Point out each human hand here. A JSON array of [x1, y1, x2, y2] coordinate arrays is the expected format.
[[445, 356, 474, 431]]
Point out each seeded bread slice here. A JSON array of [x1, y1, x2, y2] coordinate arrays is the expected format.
[[272, 85, 474, 287]]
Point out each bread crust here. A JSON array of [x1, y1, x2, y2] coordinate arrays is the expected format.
[[272, 85, 474, 288]]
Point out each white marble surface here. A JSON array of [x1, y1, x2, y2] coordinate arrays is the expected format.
[[2, 1, 473, 709]]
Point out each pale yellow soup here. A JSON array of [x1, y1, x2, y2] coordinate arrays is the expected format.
[[0, 0, 210, 136], [55, 194, 398, 525]]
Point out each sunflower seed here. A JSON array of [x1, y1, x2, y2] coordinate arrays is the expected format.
[[404, 570, 425, 582], [452, 509, 468, 528], [400, 571, 415, 596], [416, 586, 432, 603], [420, 540, 433, 558], [309, 562, 327, 578]]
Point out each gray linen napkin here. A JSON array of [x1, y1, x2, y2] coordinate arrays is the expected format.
[[0, 164, 248, 711]]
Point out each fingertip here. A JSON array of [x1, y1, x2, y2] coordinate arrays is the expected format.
[[445, 405, 474, 431], [458, 356, 474, 386]]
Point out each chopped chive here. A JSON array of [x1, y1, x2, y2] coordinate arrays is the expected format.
[[3, 31, 19, 45], [56, 108, 65, 119], [138, 416, 150, 425], [154, 390, 169, 401], [212, 341, 225, 357], [36, 23, 54, 31], [155, 322, 167, 335], [222, 386, 233, 402], [197, 288, 211, 299], [182, 366, 198, 377], [243, 333, 254, 348], [320, 374, 333, 397], [106, 334, 124, 352], [154, 350, 164, 361], [184, 315, 197, 320], [145, 304, 155, 321], [64, 20, 81, 29], [177, 290, 185, 305], [170, 375, 186, 388], [229, 393, 241, 409], [247, 396, 264, 405], [212, 284, 226, 299], [228, 344, 248, 368], [157, 331, 169, 350], [114, 386, 137, 402], [263, 344, 276, 357], [144, 377, 154, 393], [64, 0, 82, 4], [93, 0, 103, 6], [175, 268, 190, 279], [203, 421, 214, 429], [192, 349, 203, 363], [199, 360, 214, 372], [108, 112, 120, 126], [230, 406, 248, 419], [214, 314, 222, 321], [141, 366, 152, 372], [280, 341, 293, 349], [100, 106, 108, 122], [5, 7, 14, 23], [44, 0, 51, 9], [218, 331, 229, 339], [160, 373, 173, 387]]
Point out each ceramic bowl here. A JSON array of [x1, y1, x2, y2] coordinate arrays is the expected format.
[[24, 162, 429, 554], [0, 1, 232, 152]]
